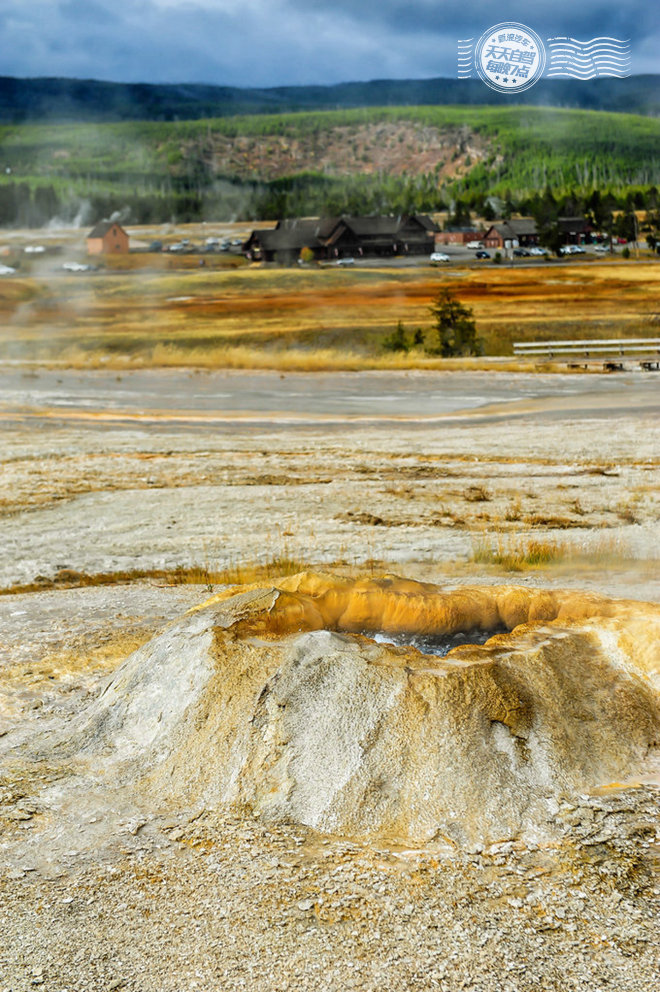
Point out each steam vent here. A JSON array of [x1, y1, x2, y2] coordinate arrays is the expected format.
[[64, 573, 660, 850]]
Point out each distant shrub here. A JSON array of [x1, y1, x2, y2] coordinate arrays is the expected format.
[[382, 321, 410, 352], [465, 485, 492, 503]]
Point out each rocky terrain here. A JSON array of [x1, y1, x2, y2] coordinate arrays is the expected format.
[[196, 121, 488, 182], [1, 793, 659, 992], [1, 368, 658, 990], [1, 575, 659, 991]]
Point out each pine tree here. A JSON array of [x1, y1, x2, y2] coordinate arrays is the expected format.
[[428, 289, 481, 357]]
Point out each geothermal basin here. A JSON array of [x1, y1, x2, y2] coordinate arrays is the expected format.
[[11, 572, 658, 854]]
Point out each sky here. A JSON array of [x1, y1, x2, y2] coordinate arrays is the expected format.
[[0, 0, 658, 87]]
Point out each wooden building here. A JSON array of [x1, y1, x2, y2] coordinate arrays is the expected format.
[[557, 217, 593, 245], [243, 218, 337, 266], [243, 214, 438, 264], [86, 220, 130, 255], [483, 219, 539, 249], [484, 216, 592, 250]]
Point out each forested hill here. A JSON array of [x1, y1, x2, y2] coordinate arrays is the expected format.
[[1, 74, 660, 123], [2, 104, 660, 228]]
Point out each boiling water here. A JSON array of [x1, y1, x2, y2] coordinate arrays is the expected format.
[[366, 629, 504, 657]]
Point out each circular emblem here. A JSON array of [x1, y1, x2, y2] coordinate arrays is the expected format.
[[475, 22, 546, 93]]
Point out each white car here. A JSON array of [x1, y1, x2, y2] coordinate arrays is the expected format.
[[24, 245, 46, 253], [528, 246, 548, 256], [429, 252, 450, 263], [336, 257, 355, 266], [62, 261, 94, 272], [594, 243, 610, 253], [0, 264, 16, 275], [465, 241, 485, 250]]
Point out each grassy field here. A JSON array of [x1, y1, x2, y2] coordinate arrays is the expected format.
[[1, 257, 660, 369]]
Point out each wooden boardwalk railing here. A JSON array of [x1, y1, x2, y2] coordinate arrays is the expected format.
[[513, 338, 660, 370]]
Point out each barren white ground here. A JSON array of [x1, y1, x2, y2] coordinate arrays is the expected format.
[[0, 368, 658, 992]]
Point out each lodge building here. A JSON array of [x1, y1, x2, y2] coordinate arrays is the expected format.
[[243, 214, 438, 265]]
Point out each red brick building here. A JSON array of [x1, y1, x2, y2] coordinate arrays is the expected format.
[[435, 228, 486, 246], [86, 220, 129, 255]]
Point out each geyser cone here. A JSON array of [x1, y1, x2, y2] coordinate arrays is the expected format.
[[58, 574, 660, 849]]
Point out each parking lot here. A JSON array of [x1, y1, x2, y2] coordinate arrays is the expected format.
[[314, 241, 644, 269]]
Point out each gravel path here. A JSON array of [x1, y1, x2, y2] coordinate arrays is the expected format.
[[1, 797, 659, 992]]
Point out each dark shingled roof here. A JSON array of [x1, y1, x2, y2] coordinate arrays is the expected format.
[[487, 219, 538, 239], [248, 218, 339, 252], [413, 214, 439, 232], [87, 220, 126, 238], [558, 216, 591, 232], [244, 213, 438, 255], [341, 216, 402, 237], [340, 214, 438, 237]]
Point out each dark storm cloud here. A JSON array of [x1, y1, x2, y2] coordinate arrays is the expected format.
[[300, 0, 657, 43], [0, 0, 657, 85]]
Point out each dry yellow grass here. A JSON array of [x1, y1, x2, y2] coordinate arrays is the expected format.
[[469, 532, 645, 572], [0, 556, 316, 596], [2, 260, 659, 369], [471, 535, 569, 570]]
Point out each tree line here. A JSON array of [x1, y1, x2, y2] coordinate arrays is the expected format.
[[1, 176, 660, 233]]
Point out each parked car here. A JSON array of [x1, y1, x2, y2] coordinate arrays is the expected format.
[[529, 246, 548, 256], [594, 243, 610, 253], [429, 251, 450, 263], [336, 257, 355, 266], [62, 261, 96, 272], [475, 250, 490, 259], [466, 240, 485, 250], [513, 247, 530, 257], [148, 240, 163, 252], [0, 264, 16, 275]]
